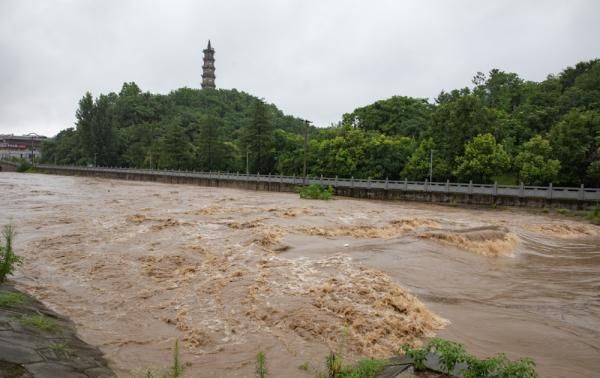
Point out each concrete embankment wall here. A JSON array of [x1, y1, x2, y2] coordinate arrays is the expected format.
[[38, 166, 598, 210]]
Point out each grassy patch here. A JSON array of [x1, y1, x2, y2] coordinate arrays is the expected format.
[[298, 184, 334, 200], [19, 314, 59, 333], [0, 291, 26, 306], [317, 352, 386, 378], [48, 342, 75, 358]]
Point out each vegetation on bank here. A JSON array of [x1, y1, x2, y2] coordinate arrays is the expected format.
[[42, 59, 600, 187], [402, 338, 537, 378], [0, 291, 26, 306], [18, 314, 60, 333], [298, 184, 335, 200], [0, 224, 21, 283]]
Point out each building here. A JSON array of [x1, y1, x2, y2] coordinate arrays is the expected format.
[[201, 40, 216, 89], [0, 134, 47, 161]]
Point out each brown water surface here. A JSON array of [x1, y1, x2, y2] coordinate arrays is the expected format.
[[1, 173, 599, 377]]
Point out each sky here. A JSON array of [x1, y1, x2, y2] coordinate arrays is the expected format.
[[1, 0, 599, 137]]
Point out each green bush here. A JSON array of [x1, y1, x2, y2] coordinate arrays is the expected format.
[[16, 160, 32, 172], [402, 338, 538, 378], [587, 204, 600, 225], [0, 224, 22, 283], [298, 184, 335, 200]]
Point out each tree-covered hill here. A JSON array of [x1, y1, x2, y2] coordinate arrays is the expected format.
[[42, 59, 600, 186]]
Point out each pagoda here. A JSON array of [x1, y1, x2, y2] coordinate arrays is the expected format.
[[201, 40, 216, 89]]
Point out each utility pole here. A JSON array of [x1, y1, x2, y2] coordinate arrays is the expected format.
[[303, 120, 310, 184], [246, 147, 250, 175], [429, 149, 433, 182]]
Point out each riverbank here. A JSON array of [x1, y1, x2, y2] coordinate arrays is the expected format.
[[0, 282, 113, 377]]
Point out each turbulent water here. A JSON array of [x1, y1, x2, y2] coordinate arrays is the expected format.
[[1, 173, 599, 377]]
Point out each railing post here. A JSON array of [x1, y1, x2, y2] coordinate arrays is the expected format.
[[425, 178, 429, 192], [335, 175, 338, 186], [469, 180, 473, 195], [292, 174, 295, 184], [579, 184, 584, 201], [368, 177, 371, 189], [385, 177, 389, 190], [404, 178, 408, 191], [320, 174, 323, 186], [519, 181, 524, 197], [548, 182, 553, 200], [446, 179, 450, 193], [494, 181, 498, 196], [351, 176, 354, 189]]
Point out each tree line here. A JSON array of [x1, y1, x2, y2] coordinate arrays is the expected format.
[[42, 59, 600, 186]]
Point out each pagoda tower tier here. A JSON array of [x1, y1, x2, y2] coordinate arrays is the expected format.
[[201, 40, 216, 89]]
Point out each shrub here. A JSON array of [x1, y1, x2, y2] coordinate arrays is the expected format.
[[16, 160, 32, 172], [298, 184, 334, 200], [587, 204, 600, 225], [401, 338, 538, 378], [0, 224, 22, 283]]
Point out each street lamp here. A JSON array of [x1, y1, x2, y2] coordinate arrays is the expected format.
[[303, 119, 311, 184], [25, 133, 41, 166]]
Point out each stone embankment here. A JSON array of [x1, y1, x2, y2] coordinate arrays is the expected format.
[[0, 283, 114, 378]]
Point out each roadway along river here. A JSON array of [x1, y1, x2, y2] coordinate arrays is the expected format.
[[1, 173, 599, 377]]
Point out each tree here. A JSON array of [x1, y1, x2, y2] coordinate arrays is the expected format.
[[242, 100, 275, 173], [514, 135, 560, 185], [75, 92, 94, 161], [549, 110, 599, 184], [196, 115, 226, 171], [401, 138, 450, 181], [454, 133, 511, 183]]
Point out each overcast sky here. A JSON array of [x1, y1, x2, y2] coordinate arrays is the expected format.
[[1, 0, 599, 136]]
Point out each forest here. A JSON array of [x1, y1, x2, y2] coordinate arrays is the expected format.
[[41, 59, 600, 186]]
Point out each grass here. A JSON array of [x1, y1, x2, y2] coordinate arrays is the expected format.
[[48, 342, 75, 358], [132, 339, 184, 378], [0, 291, 26, 306], [256, 351, 267, 378], [298, 184, 335, 200], [19, 314, 59, 333], [317, 352, 387, 378], [298, 361, 310, 371]]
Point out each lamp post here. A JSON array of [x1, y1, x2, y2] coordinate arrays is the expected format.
[[429, 149, 434, 183], [246, 147, 250, 175], [25, 133, 41, 166], [303, 119, 310, 184]]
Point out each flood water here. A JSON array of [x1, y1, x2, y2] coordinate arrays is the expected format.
[[1, 173, 599, 377]]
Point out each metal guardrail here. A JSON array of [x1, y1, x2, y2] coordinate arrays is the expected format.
[[35, 164, 600, 202]]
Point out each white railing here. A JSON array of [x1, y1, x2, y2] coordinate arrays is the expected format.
[[35, 164, 600, 202]]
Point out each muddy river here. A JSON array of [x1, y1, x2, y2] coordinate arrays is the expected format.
[[1, 173, 599, 377]]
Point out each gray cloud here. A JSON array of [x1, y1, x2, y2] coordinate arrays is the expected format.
[[1, 0, 599, 136]]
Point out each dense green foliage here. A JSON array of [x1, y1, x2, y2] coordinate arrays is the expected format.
[[403, 338, 538, 377], [43, 59, 600, 186]]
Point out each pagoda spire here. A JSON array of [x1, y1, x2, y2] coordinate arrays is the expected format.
[[201, 40, 216, 89]]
